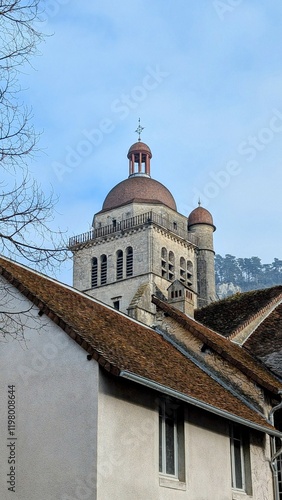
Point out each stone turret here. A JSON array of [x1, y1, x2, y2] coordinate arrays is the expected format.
[[188, 204, 216, 308]]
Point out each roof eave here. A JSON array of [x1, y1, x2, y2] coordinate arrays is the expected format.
[[120, 370, 282, 438]]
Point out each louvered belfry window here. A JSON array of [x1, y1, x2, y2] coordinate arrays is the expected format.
[[91, 257, 98, 288], [100, 255, 107, 285], [116, 250, 123, 280], [126, 247, 133, 277]]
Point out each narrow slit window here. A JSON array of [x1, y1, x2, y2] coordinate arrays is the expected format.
[[159, 400, 185, 483], [230, 424, 252, 494]]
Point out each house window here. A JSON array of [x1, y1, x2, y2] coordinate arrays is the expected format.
[[91, 257, 98, 288], [116, 250, 123, 280], [159, 400, 185, 481], [230, 424, 252, 494], [126, 247, 133, 277], [100, 255, 107, 285]]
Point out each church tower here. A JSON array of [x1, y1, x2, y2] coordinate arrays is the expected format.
[[69, 130, 216, 325], [188, 203, 216, 308]]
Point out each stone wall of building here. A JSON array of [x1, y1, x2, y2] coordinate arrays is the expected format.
[[155, 314, 267, 410], [189, 223, 216, 306], [73, 208, 198, 316]]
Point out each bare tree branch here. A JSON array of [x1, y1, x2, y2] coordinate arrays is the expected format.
[[0, 1, 70, 337]]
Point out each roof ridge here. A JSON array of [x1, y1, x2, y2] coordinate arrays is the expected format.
[[0, 255, 155, 332], [1, 256, 280, 435], [228, 292, 282, 340]]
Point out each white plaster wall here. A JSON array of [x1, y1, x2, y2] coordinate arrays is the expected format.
[[97, 372, 275, 500], [0, 283, 99, 500], [97, 373, 160, 500]]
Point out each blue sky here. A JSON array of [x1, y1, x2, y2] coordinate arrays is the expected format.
[[19, 0, 282, 283]]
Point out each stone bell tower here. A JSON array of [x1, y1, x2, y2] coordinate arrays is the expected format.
[[188, 202, 216, 308], [69, 126, 216, 325]]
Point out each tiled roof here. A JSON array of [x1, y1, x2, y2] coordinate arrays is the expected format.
[[152, 296, 282, 395], [195, 286, 282, 337], [102, 176, 177, 211], [0, 256, 280, 434], [244, 303, 282, 378]]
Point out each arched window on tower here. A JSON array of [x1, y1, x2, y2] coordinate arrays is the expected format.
[[187, 260, 193, 287], [100, 255, 107, 285], [161, 247, 167, 278], [180, 257, 186, 284], [168, 251, 175, 281], [116, 250, 123, 280], [91, 257, 98, 288], [126, 247, 133, 277]]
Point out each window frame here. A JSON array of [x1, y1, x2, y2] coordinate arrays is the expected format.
[[159, 400, 179, 478], [230, 424, 252, 495], [159, 399, 185, 485]]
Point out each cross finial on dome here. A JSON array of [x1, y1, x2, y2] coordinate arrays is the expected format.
[[135, 118, 144, 142], [198, 198, 201, 207]]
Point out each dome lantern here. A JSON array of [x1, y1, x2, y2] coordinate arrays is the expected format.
[[127, 119, 152, 177], [127, 141, 152, 177]]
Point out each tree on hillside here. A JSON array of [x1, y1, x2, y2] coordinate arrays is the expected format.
[[0, 1, 67, 340], [215, 254, 282, 295]]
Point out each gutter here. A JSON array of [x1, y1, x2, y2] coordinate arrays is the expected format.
[[119, 370, 282, 439], [269, 393, 282, 500]]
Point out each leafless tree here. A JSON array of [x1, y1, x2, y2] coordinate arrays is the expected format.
[[0, 0, 42, 168], [0, 1, 68, 271], [0, 1, 68, 338]]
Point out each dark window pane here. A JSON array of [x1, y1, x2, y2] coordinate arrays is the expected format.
[[159, 415, 163, 472], [165, 416, 175, 475], [234, 440, 243, 489]]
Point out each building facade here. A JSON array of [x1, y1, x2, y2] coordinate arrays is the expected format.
[[1, 255, 282, 500], [69, 139, 216, 324]]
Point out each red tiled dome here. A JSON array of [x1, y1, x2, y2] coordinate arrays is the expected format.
[[188, 206, 214, 227], [102, 176, 177, 211], [127, 141, 152, 158]]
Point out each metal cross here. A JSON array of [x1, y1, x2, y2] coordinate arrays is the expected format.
[[135, 118, 144, 142]]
